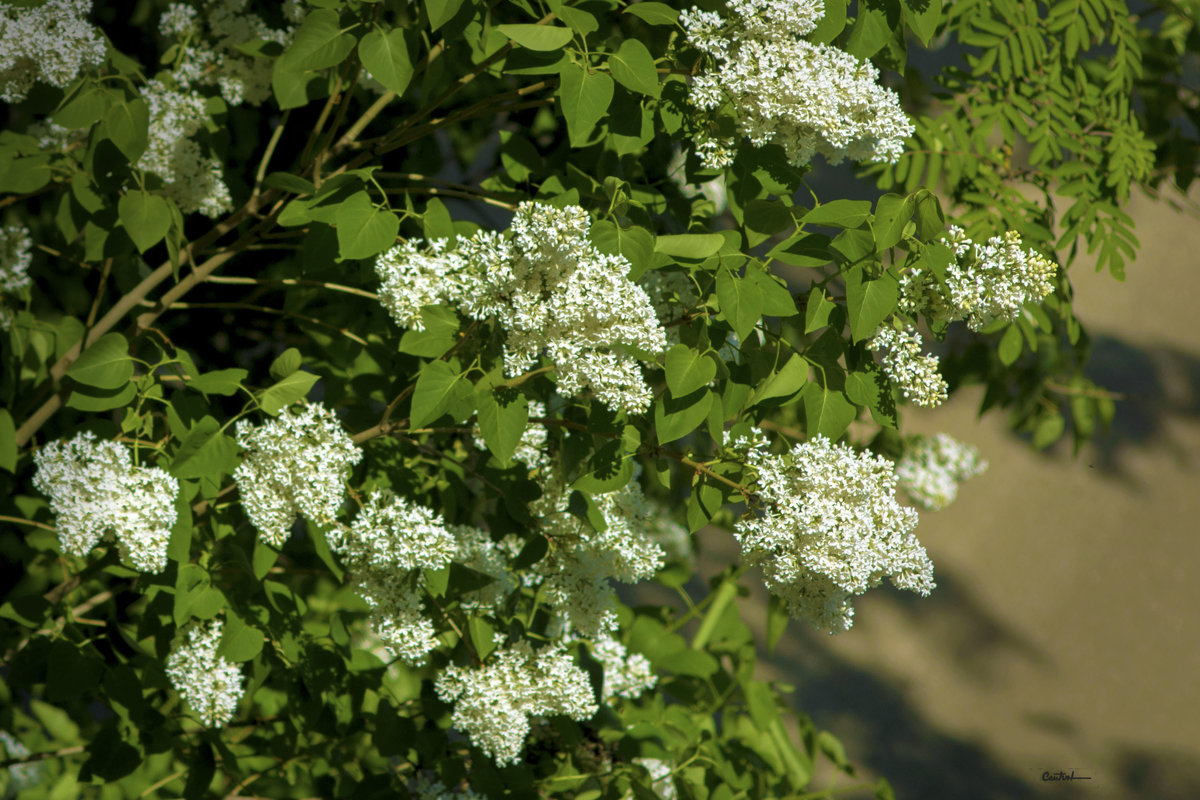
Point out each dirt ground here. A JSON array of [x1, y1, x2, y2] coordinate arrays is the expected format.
[[674, 183, 1200, 799]]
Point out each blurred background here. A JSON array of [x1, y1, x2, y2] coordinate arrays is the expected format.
[[684, 181, 1200, 800]]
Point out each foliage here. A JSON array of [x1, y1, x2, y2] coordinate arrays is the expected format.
[[0, 0, 1191, 797]]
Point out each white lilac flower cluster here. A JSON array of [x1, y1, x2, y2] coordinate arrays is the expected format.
[[160, 0, 299, 108], [32, 432, 179, 573], [0, 226, 33, 331], [900, 227, 1057, 331], [142, 1, 298, 216], [895, 433, 988, 510], [591, 633, 657, 701], [868, 323, 949, 409], [680, 0, 913, 168], [0, 0, 106, 103], [375, 202, 669, 413], [434, 640, 598, 765], [165, 620, 245, 727], [531, 469, 667, 637], [233, 403, 362, 547], [138, 78, 234, 218], [329, 491, 458, 665], [733, 434, 934, 633]]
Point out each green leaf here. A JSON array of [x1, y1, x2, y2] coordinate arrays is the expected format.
[[271, 59, 325, 109], [118, 191, 171, 253], [871, 194, 913, 252], [66, 333, 133, 390], [468, 616, 497, 659], [2, 156, 51, 193], [998, 323, 1023, 366], [172, 417, 238, 480], [358, 28, 414, 94], [259, 371, 320, 415], [770, 232, 834, 267], [422, 197, 456, 242], [80, 727, 139, 782], [903, 0, 943, 45], [269, 348, 302, 380], [654, 388, 714, 444], [189, 368, 247, 396], [183, 744, 216, 800], [803, 199, 872, 228], [801, 382, 856, 441], [804, 286, 836, 333], [425, 0, 465, 31], [253, 539, 279, 580], [744, 199, 794, 246], [750, 355, 808, 407], [264, 172, 317, 195], [102, 98, 149, 162], [46, 641, 104, 702], [0, 409, 14, 472], [54, 85, 109, 130], [623, 2, 678, 25], [609, 39, 659, 97], [557, 62, 614, 147], [498, 23, 574, 51], [398, 305, 460, 356], [665, 344, 716, 397], [747, 264, 797, 317], [410, 360, 471, 428], [475, 385, 529, 467], [655, 233, 724, 259], [844, 3, 890, 58], [809, 0, 847, 43], [590, 221, 655, 277], [844, 370, 880, 408], [219, 615, 266, 662], [513, 534, 549, 569], [912, 190, 945, 240], [557, 5, 598, 36], [573, 439, 635, 493], [844, 265, 899, 342], [336, 193, 400, 260], [716, 268, 764, 340], [286, 9, 356, 70], [65, 382, 137, 411]]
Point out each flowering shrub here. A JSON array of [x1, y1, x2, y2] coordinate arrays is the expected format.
[[0, 0, 1186, 797]]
